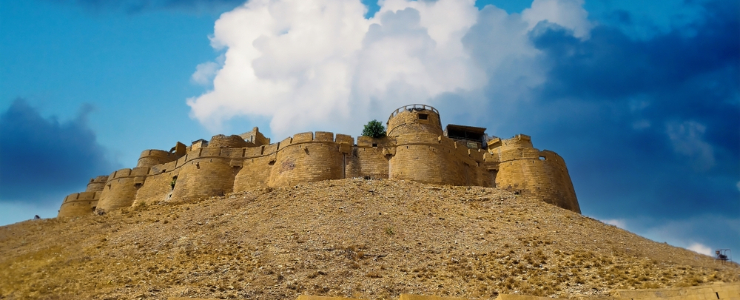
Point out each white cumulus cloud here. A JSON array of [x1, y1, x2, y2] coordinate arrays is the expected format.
[[187, 0, 592, 138], [191, 61, 221, 85], [522, 0, 592, 38], [687, 243, 712, 256], [602, 219, 627, 229]]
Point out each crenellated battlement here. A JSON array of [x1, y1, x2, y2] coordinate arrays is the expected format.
[[89, 176, 109, 183], [59, 105, 580, 217]]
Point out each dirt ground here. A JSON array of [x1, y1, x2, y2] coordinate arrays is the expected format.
[[1, 178, 737, 300]]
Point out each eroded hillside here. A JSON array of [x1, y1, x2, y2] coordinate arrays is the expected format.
[[1, 179, 737, 299]]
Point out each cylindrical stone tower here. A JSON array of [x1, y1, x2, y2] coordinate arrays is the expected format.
[[97, 167, 148, 212], [387, 104, 459, 184], [490, 134, 581, 213], [386, 104, 443, 137], [170, 147, 235, 202], [85, 175, 109, 192]]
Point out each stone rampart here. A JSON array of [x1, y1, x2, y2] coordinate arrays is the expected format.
[[346, 146, 389, 179], [268, 132, 345, 187], [209, 134, 250, 148], [84, 175, 109, 192], [489, 135, 580, 213], [132, 169, 179, 206], [58, 105, 581, 216], [239, 127, 271, 146], [170, 156, 235, 203], [137, 149, 180, 168], [58, 191, 100, 217], [97, 168, 148, 212], [234, 155, 274, 191], [387, 104, 443, 137]]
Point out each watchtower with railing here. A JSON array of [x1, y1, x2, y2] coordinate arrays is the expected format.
[[386, 104, 443, 137]]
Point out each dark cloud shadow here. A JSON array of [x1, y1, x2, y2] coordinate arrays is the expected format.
[[0, 99, 119, 205], [466, 0, 739, 222]]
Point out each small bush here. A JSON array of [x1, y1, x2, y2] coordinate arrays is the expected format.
[[361, 120, 386, 138], [384, 227, 394, 236]]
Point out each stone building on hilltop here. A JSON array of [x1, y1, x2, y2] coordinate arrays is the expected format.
[[58, 104, 580, 217]]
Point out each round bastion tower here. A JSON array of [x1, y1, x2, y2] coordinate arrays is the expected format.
[[387, 104, 460, 184], [489, 135, 581, 213], [169, 135, 243, 202]]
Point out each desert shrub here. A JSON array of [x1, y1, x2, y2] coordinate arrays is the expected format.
[[361, 120, 386, 138]]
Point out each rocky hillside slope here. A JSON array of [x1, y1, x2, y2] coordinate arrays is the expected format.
[[1, 178, 737, 300]]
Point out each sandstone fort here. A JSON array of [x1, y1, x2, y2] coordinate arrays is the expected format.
[[58, 104, 580, 217]]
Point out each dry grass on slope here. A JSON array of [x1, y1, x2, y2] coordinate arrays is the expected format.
[[1, 178, 737, 300]]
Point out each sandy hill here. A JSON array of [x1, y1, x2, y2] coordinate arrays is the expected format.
[[1, 178, 737, 300]]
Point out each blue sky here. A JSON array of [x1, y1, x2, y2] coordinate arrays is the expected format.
[[1, 0, 737, 256]]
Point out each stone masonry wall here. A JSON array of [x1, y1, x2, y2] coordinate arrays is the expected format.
[[58, 191, 100, 217], [97, 168, 147, 212], [132, 170, 179, 206], [58, 106, 581, 216], [84, 176, 109, 192], [387, 107, 443, 137], [489, 135, 580, 213], [137, 149, 181, 168], [209, 134, 250, 149], [268, 132, 345, 187], [345, 147, 390, 179], [171, 155, 235, 203], [234, 155, 273, 191]]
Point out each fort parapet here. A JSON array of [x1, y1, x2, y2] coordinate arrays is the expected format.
[[58, 105, 580, 217]]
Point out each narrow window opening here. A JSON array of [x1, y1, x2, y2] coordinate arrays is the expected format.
[[134, 183, 142, 188], [268, 160, 276, 165], [372, 143, 377, 147], [418, 114, 428, 120], [170, 176, 178, 190]]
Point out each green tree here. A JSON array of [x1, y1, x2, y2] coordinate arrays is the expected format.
[[362, 119, 386, 138]]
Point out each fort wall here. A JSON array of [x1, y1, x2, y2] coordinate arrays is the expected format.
[[489, 135, 580, 213], [97, 168, 144, 211], [390, 143, 452, 184], [268, 132, 345, 187], [346, 146, 389, 179], [387, 105, 443, 137], [58, 191, 100, 217], [239, 127, 271, 146], [84, 175, 109, 192], [58, 105, 581, 217], [209, 134, 251, 148], [137, 149, 180, 168], [132, 169, 179, 206], [234, 155, 273, 191], [170, 154, 235, 203]]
